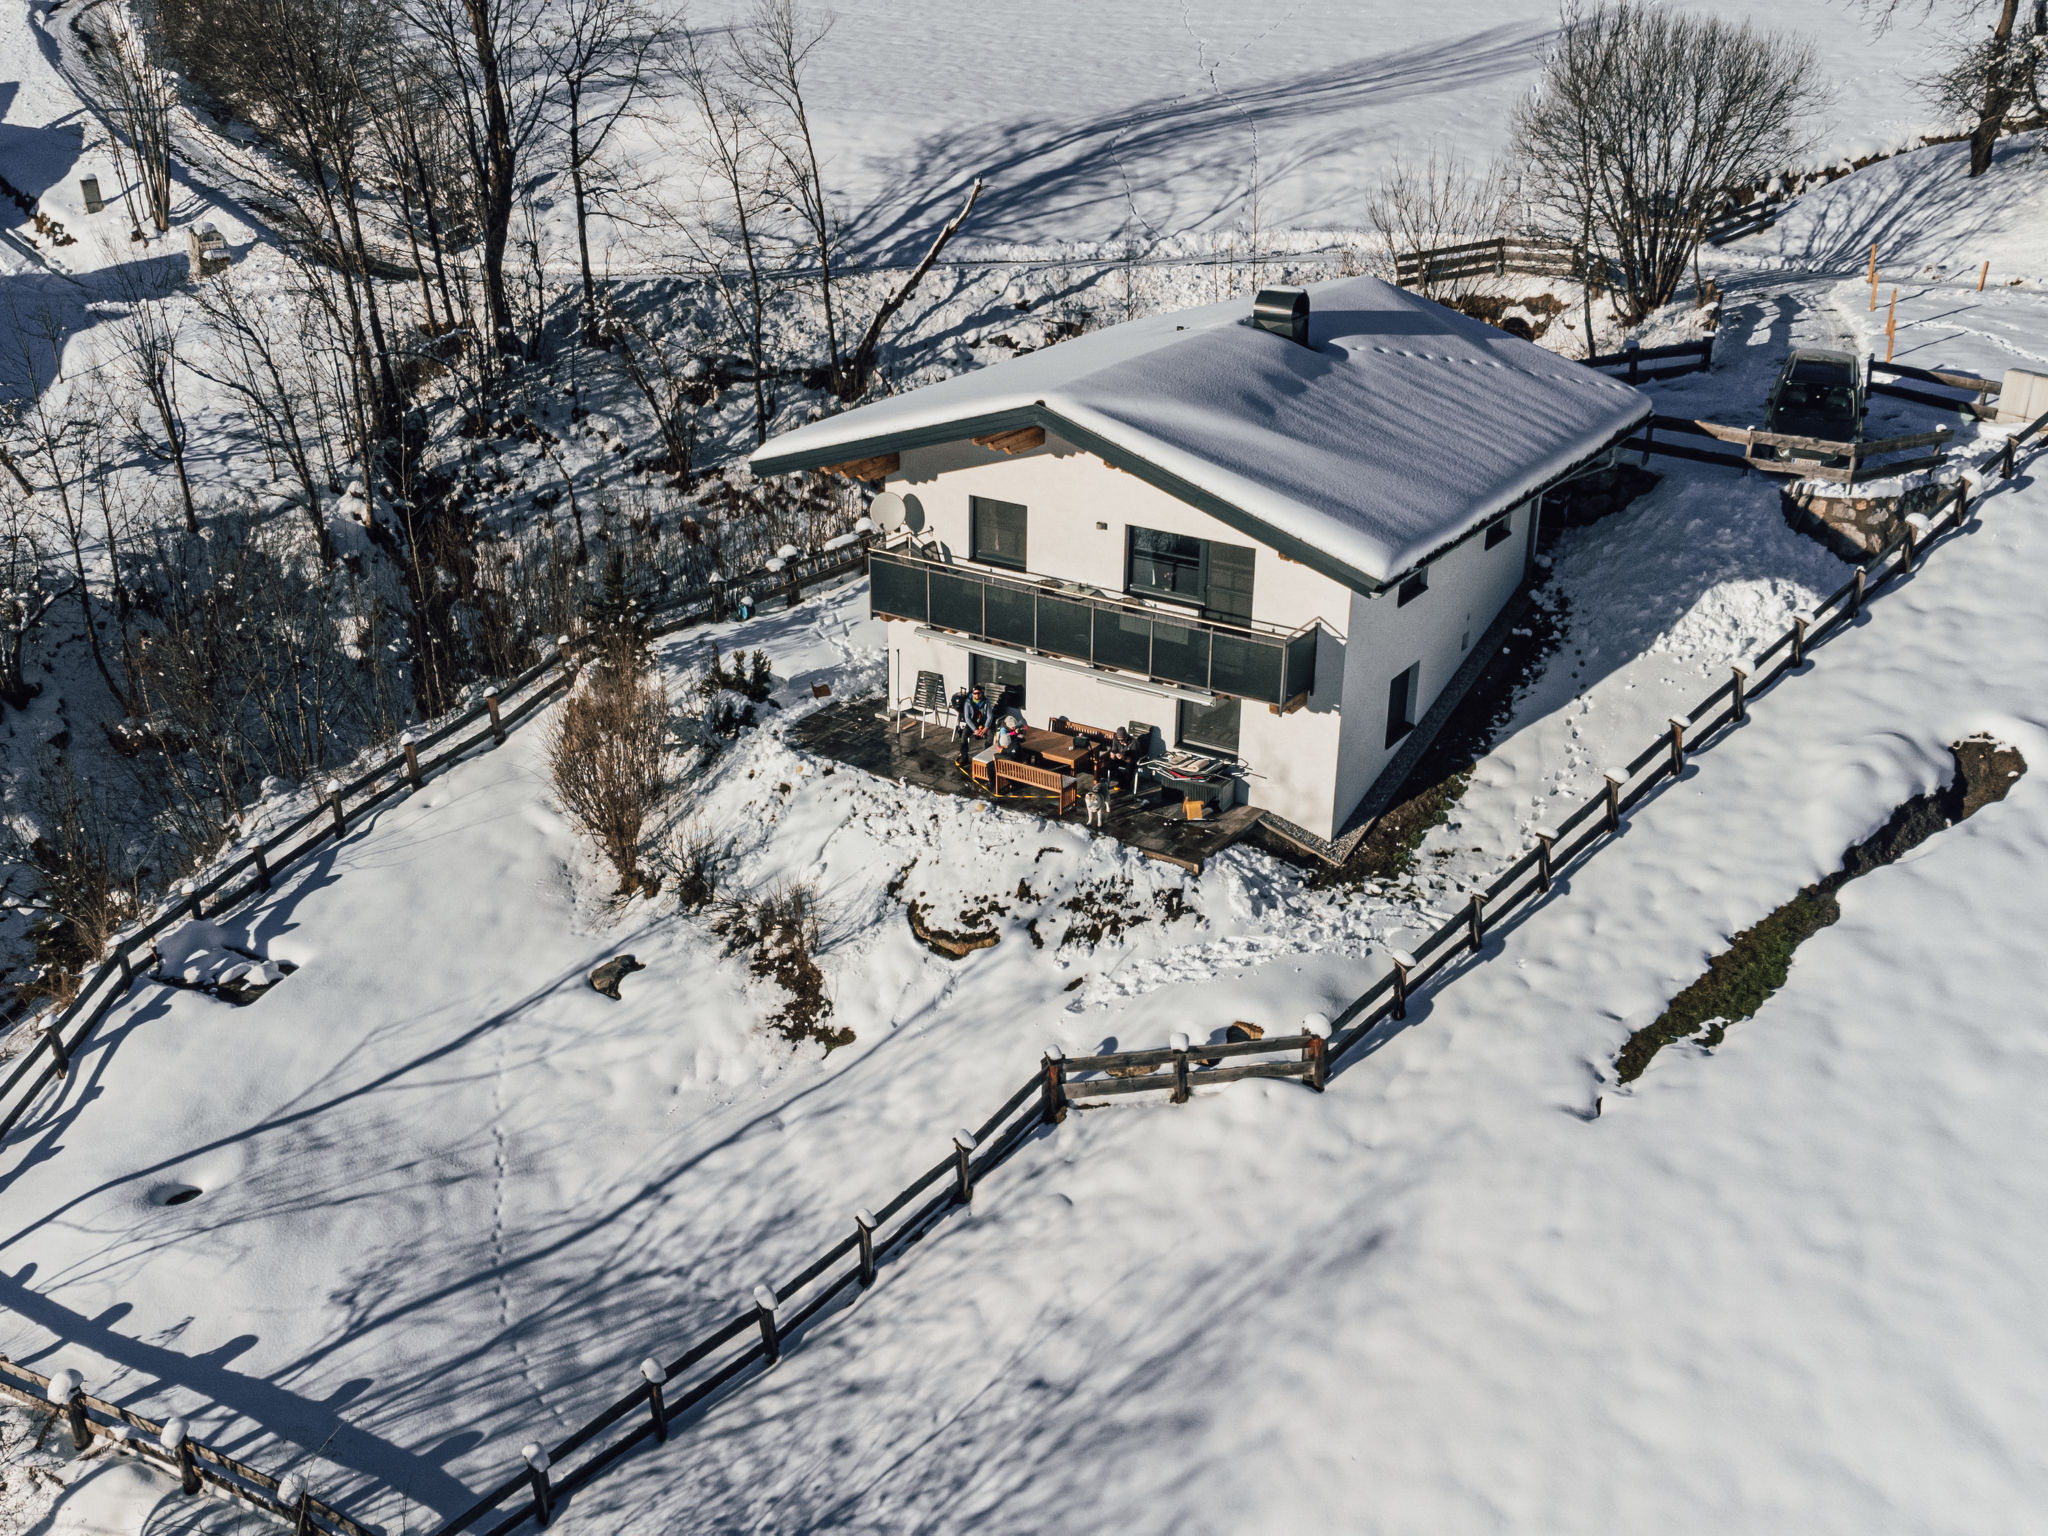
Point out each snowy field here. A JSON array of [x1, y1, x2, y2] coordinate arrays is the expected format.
[[7, 0, 2048, 1526]]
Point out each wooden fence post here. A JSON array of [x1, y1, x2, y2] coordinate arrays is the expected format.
[[45, 1025, 69, 1079], [253, 847, 270, 892], [179, 880, 201, 919], [1603, 767, 1628, 832], [485, 686, 505, 745], [1466, 892, 1486, 954], [1301, 1014, 1329, 1091], [1953, 484, 1971, 530], [160, 1418, 201, 1496], [278, 1475, 314, 1536], [1534, 830, 1555, 893], [1851, 565, 1866, 619], [640, 1359, 668, 1443], [1040, 1047, 1067, 1125], [1666, 716, 1687, 778], [326, 780, 346, 837], [1168, 1034, 1191, 1104], [855, 1207, 879, 1287], [46, 1370, 88, 1450], [520, 1442, 554, 1527], [1980, 259, 1990, 292], [401, 733, 421, 790], [752, 1285, 781, 1364], [1791, 613, 1810, 667], [1731, 663, 1748, 724], [1885, 288, 1897, 362], [1901, 521, 1918, 574], [2002, 436, 2016, 479], [952, 1128, 979, 1199], [1624, 338, 1641, 383], [1868, 241, 1878, 310], [1389, 949, 1416, 1021]]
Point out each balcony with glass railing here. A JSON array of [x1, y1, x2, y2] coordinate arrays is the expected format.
[[868, 540, 1319, 710]]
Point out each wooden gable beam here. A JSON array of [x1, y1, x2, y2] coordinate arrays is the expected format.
[[820, 452, 900, 482], [971, 425, 1046, 456]]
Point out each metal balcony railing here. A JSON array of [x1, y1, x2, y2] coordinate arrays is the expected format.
[[868, 543, 1318, 709]]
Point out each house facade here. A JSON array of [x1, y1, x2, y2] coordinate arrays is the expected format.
[[753, 277, 1648, 849]]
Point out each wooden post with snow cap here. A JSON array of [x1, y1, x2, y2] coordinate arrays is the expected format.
[[1902, 513, 1930, 573], [485, 685, 505, 744], [2001, 435, 2016, 479], [1533, 829, 1556, 893], [45, 1369, 88, 1451], [855, 1208, 879, 1287], [1730, 662, 1749, 725], [1168, 1034, 1192, 1103], [1790, 612, 1811, 668], [952, 1128, 979, 1200], [326, 779, 346, 837], [1039, 1046, 1067, 1125], [161, 1418, 201, 1496], [401, 732, 421, 790], [1603, 767, 1628, 833], [520, 1442, 554, 1526], [640, 1358, 668, 1443], [1853, 562, 1868, 618], [753, 1285, 780, 1364], [277, 1474, 315, 1536], [1667, 716, 1687, 778], [1389, 949, 1416, 1021], [180, 880, 201, 919], [1301, 1013, 1329, 1092]]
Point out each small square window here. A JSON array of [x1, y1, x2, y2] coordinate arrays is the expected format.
[[970, 496, 1028, 571], [1397, 570, 1428, 606], [1484, 514, 1513, 550]]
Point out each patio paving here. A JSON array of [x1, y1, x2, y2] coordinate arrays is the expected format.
[[787, 702, 1266, 872]]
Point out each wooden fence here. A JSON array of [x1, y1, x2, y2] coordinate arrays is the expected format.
[[7, 406, 2041, 1535], [1586, 336, 1715, 384], [1392, 236, 1609, 290], [1628, 414, 1954, 486]]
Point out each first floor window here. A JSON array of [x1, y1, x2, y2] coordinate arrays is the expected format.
[[1386, 661, 1420, 748], [971, 496, 1028, 570], [1178, 695, 1241, 757], [971, 652, 1026, 710]]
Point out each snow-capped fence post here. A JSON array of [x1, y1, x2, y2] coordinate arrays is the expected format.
[[639, 1358, 668, 1443], [325, 780, 346, 837], [161, 1417, 201, 1496], [1730, 663, 1749, 724], [1534, 831, 1556, 893], [1666, 717, 1687, 778], [2002, 435, 2017, 479], [952, 1128, 979, 1200], [752, 1285, 781, 1364], [1603, 768, 1628, 832], [1789, 614, 1810, 668], [1039, 1046, 1067, 1125], [1901, 519, 1920, 574], [1466, 893, 1486, 954], [1168, 1034, 1192, 1104], [1389, 950, 1416, 1021], [179, 880, 201, 919], [485, 686, 505, 745], [1851, 566, 1866, 619], [855, 1208, 879, 1287], [278, 1474, 315, 1536], [45, 1369, 88, 1450], [519, 1442, 554, 1526], [401, 733, 421, 790], [1301, 1014, 1329, 1092]]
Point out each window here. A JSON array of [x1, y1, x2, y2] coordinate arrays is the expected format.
[[970, 496, 1028, 570], [1386, 662, 1420, 748], [1484, 513, 1513, 550], [1178, 695, 1240, 757], [1127, 527, 1256, 623], [1397, 569, 1428, 606], [970, 652, 1026, 710]]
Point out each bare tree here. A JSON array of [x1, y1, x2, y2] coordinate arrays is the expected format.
[[736, 0, 844, 392], [0, 477, 54, 710], [107, 278, 200, 534], [84, 10, 178, 234], [1878, 1, 2048, 171], [1516, 3, 1822, 323], [840, 176, 983, 400], [1363, 149, 1512, 301], [601, 295, 702, 486], [549, 648, 668, 893], [551, 0, 671, 346]]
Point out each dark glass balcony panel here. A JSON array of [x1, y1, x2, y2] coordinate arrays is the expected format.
[[1035, 594, 1094, 660], [1093, 606, 1152, 674], [1284, 627, 1319, 702], [1149, 618, 1211, 689], [1210, 629, 1283, 702], [983, 582, 1037, 648], [928, 570, 986, 634], [869, 552, 929, 623]]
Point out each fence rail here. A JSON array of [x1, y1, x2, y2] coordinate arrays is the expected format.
[[1626, 413, 1959, 486], [1393, 236, 1611, 290], [10, 401, 2042, 1535]]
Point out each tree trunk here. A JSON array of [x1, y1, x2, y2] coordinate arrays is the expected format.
[[1972, 0, 2023, 176], [463, 0, 520, 352]]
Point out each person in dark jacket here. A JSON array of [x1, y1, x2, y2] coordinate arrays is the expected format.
[[955, 685, 994, 767]]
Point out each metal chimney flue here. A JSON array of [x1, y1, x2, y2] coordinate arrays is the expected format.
[[1252, 287, 1310, 346]]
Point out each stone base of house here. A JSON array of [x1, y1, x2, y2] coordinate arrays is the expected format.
[[1780, 479, 1954, 563]]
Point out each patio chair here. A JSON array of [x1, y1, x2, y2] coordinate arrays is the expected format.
[[891, 669, 950, 736]]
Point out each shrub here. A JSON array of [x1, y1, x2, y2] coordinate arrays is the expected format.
[[549, 653, 669, 894]]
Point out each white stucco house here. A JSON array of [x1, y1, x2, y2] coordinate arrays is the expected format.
[[751, 276, 1648, 854]]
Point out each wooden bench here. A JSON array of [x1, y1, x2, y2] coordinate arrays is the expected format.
[[994, 758, 1077, 814]]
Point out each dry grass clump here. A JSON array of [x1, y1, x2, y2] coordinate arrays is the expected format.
[[549, 651, 669, 894]]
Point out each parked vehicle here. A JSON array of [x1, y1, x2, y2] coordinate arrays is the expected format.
[[1763, 349, 1865, 463]]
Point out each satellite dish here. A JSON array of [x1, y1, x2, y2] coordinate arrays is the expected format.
[[901, 493, 927, 535], [869, 490, 906, 532]]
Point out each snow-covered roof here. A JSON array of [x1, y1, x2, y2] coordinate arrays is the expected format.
[[751, 275, 1650, 589]]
